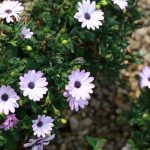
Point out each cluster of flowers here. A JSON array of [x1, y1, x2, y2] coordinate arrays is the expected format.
[[0, 0, 128, 149], [0, 68, 95, 149], [0, 69, 95, 113], [0, 0, 128, 31], [0, 70, 55, 149], [0, 70, 94, 149]]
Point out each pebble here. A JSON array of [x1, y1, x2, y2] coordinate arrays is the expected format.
[[70, 117, 79, 131], [46, 145, 56, 150], [80, 118, 92, 127], [60, 144, 67, 150]]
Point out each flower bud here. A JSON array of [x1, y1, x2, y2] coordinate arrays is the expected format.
[[62, 40, 68, 44], [26, 45, 32, 51], [96, 4, 101, 9], [60, 118, 67, 124]]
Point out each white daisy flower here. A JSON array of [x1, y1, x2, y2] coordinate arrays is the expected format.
[[32, 115, 54, 138], [65, 69, 95, 101], [74, 0, 104, 30], [0, 0, 24, 23], [64, 91, 90, 111], [111, 0, 128, 10], [0, 85, 20, 115], [21, 27, 33, 39], [19, 70, 48, 102]]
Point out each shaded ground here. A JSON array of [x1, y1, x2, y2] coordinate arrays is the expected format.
[[46, 1, 150, 150]]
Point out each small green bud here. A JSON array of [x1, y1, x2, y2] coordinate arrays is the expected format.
[[143, 113, 149, 119], [56, 74, 60, 78], [96, 4, 101, 9], [60, 28, 66, 33], [52, 106, 61, 116], [26, 45, 32, 51], [43, 27, 49, 33], [43, 110, 47, 114], [10, 72, 16, 77], [106, 54, 113, 59], [19, 99, 24, 106], [60, 118, 67, 124], [100, 0, 108, 6], [62, 40, 68, 44], [73, 65, 80, 70]]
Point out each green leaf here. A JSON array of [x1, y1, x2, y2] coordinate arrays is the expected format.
[[20, 116, 32, 129], [86, 136, 107, 150], [0, 136, 6, 147]]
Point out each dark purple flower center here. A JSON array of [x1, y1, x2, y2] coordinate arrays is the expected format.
[[28, 82, 35, 89], [5, 9, 12, 14], [148, 77, 150, 81], [37, 121, 43, 127], [74, 81, 81, 88], [84, 13, 91, 20], [1, 93, 9, 101]]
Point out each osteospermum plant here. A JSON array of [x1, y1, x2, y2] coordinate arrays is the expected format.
[[0, 0, 139, 149]]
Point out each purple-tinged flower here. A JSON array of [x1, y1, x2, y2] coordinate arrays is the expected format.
[[64, 69, 95, 111], [24, 134, 55, 150], [74, 0, 104, 30], [111, 0, 128, 10], [19, 70, 48, 101], [0, 114, 18, 130], [32, 115, 54, 138], [139, 66, 150, 88], [0, 85, 20, 115], [21, 27, 33, 39], [64, 91, 90, 111], [65, 69, 95, 101]]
